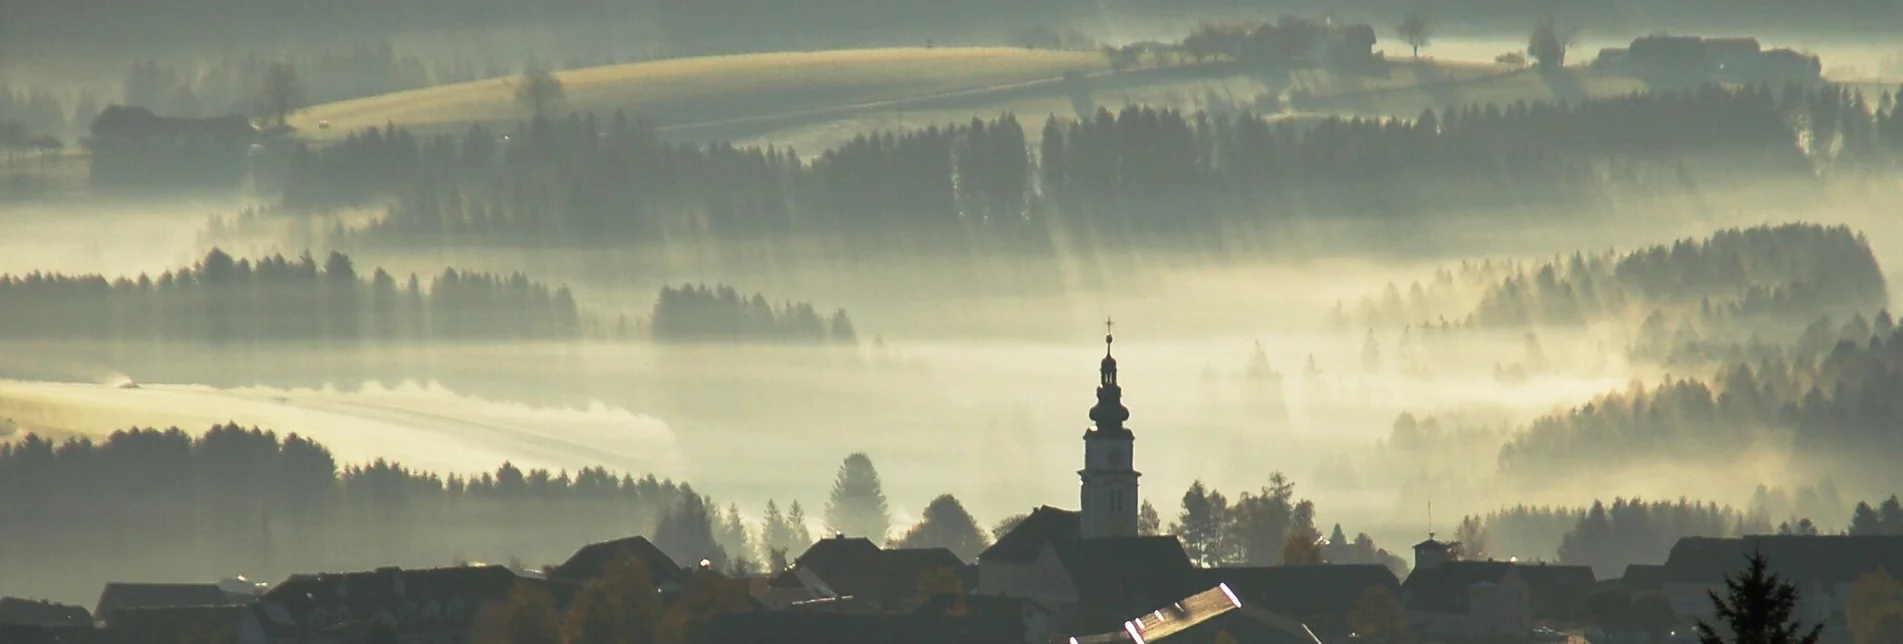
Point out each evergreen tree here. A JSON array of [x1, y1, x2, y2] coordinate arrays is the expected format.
[[653, 490, 728, 571], [824, 453, 891, 541], [785, 501, 813, 552], [1694, 551, 1823, 644], [761, 500, 792, 557]]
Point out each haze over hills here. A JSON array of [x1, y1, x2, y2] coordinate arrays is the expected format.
[[5, 0, 1903, 622]]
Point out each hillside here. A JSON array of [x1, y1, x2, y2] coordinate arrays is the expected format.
[[290, 47, 1108, 138], [291, 48, 1655, 152]]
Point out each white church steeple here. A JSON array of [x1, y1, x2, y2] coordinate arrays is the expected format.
[[1080, 318, 1140, 539]]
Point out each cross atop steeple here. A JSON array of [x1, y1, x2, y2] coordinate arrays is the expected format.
[[1104, 317, 1115, 356]]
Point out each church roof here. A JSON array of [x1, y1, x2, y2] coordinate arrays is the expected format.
[[978, 507, 1080, 564]]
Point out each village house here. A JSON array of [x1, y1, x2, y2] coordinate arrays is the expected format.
[[0, 598, 92, 627], [547, 534, 687, 592], [759, 535, 965, 613], [1591, 34, 1821, 83], [1195, 564, 1401, 642], [1658, 535, 1903, 643], [1400, 537, 1597, 639], [87, 104, 259, 192], [93, 583, 244, 629], [1067, 584, 1324, 644], [252, 564, 529, 644]]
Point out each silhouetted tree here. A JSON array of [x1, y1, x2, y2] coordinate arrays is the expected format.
[[1694, 552, 1823, 644], [1529, 20, 1571, 69], [824, 453, 891, 541], [261, 61, 306, 126], [515, 69, 565, 118], [1396, 14, 1431, 58], [891, 494, 988, 560]]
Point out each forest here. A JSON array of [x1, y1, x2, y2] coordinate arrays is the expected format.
[[0, 425, 719, 605], [1485, 316, 1903, 487], [0, 249, 583, 344], [263, 83, 1884, 264]]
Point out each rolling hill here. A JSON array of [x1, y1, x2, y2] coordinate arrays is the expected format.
[[291, 47, 1655, 152]]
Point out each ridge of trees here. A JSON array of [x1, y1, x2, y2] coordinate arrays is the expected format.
[[1338, 223, 1887, 340], [0, 424, 739, 605], [0, 248, 583, 344], [277, 83, 1868, 261], [1493, 319, 1903, 485], [650, 283, 855, 344]]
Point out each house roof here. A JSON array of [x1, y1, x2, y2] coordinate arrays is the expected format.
[[772, 538, 965, 609], [258, 565, 524, 631], [776, 536, 885, 598], [0, 598, 91, 627], [548, 535, 683, 585], [1660, 535, 1903, 586], [1402, 561, 1595, 619], [1048, 536, 1198, 632], [1069, 584, 1324, 644], [0, 624, 97, 644], [1193, 564, 1398, 630], [1617, 564, 1667, 592], [94, 583, 235, 624], [108, 604, 253, 636], [980, 506, 1080, 564], [697, 612, 1022, 644]]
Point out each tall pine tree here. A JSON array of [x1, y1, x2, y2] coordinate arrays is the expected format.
[[824, 453, 891, 541]]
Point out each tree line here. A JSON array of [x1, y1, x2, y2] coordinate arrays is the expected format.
[[0, 425, 722, 606], [1340, 223, 1887, 335], [0, 249, 583, 344], [1164, 475, 1407, 575], [650, 283, 856, 344], [277, 83, 1853, 264], [1469, 498, 1761, 579], [1493, 318, 1903, 490]]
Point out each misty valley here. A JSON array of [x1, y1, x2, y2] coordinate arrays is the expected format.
[[4, 2, 1903, 643]]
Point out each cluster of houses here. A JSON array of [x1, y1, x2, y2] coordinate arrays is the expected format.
[[1591, 35, 1823, 83], [5, 335, 1899, 643], [5, 526, 1902, 644]]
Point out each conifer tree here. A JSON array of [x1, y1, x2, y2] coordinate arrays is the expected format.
[[1694, 551, 1823, 644], [824, 453, 891, 541]]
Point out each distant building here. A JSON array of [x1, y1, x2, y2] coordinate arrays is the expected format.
[[93, 583, 239, 629], [547, 534, 687, 592], [760, 535, 965, 613], [109, 604, 260, 644], [1195, 564, 1402, 641], [254, 564, 527, 643], [87, 104, 258, 193], [0, 598, 91, 627], [1068, 584, 1324, 644], [1658, 535, 1903, 643], [698, 611, 1023, 644], [1592, 35, 1821, 83], [1401, 539, 1596, 637]]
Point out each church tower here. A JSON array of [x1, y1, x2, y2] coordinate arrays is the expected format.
[[1080, 319, 1140, 539]]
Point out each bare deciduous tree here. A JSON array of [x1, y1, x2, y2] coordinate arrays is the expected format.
[[1397, 14, 1432, 58]]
